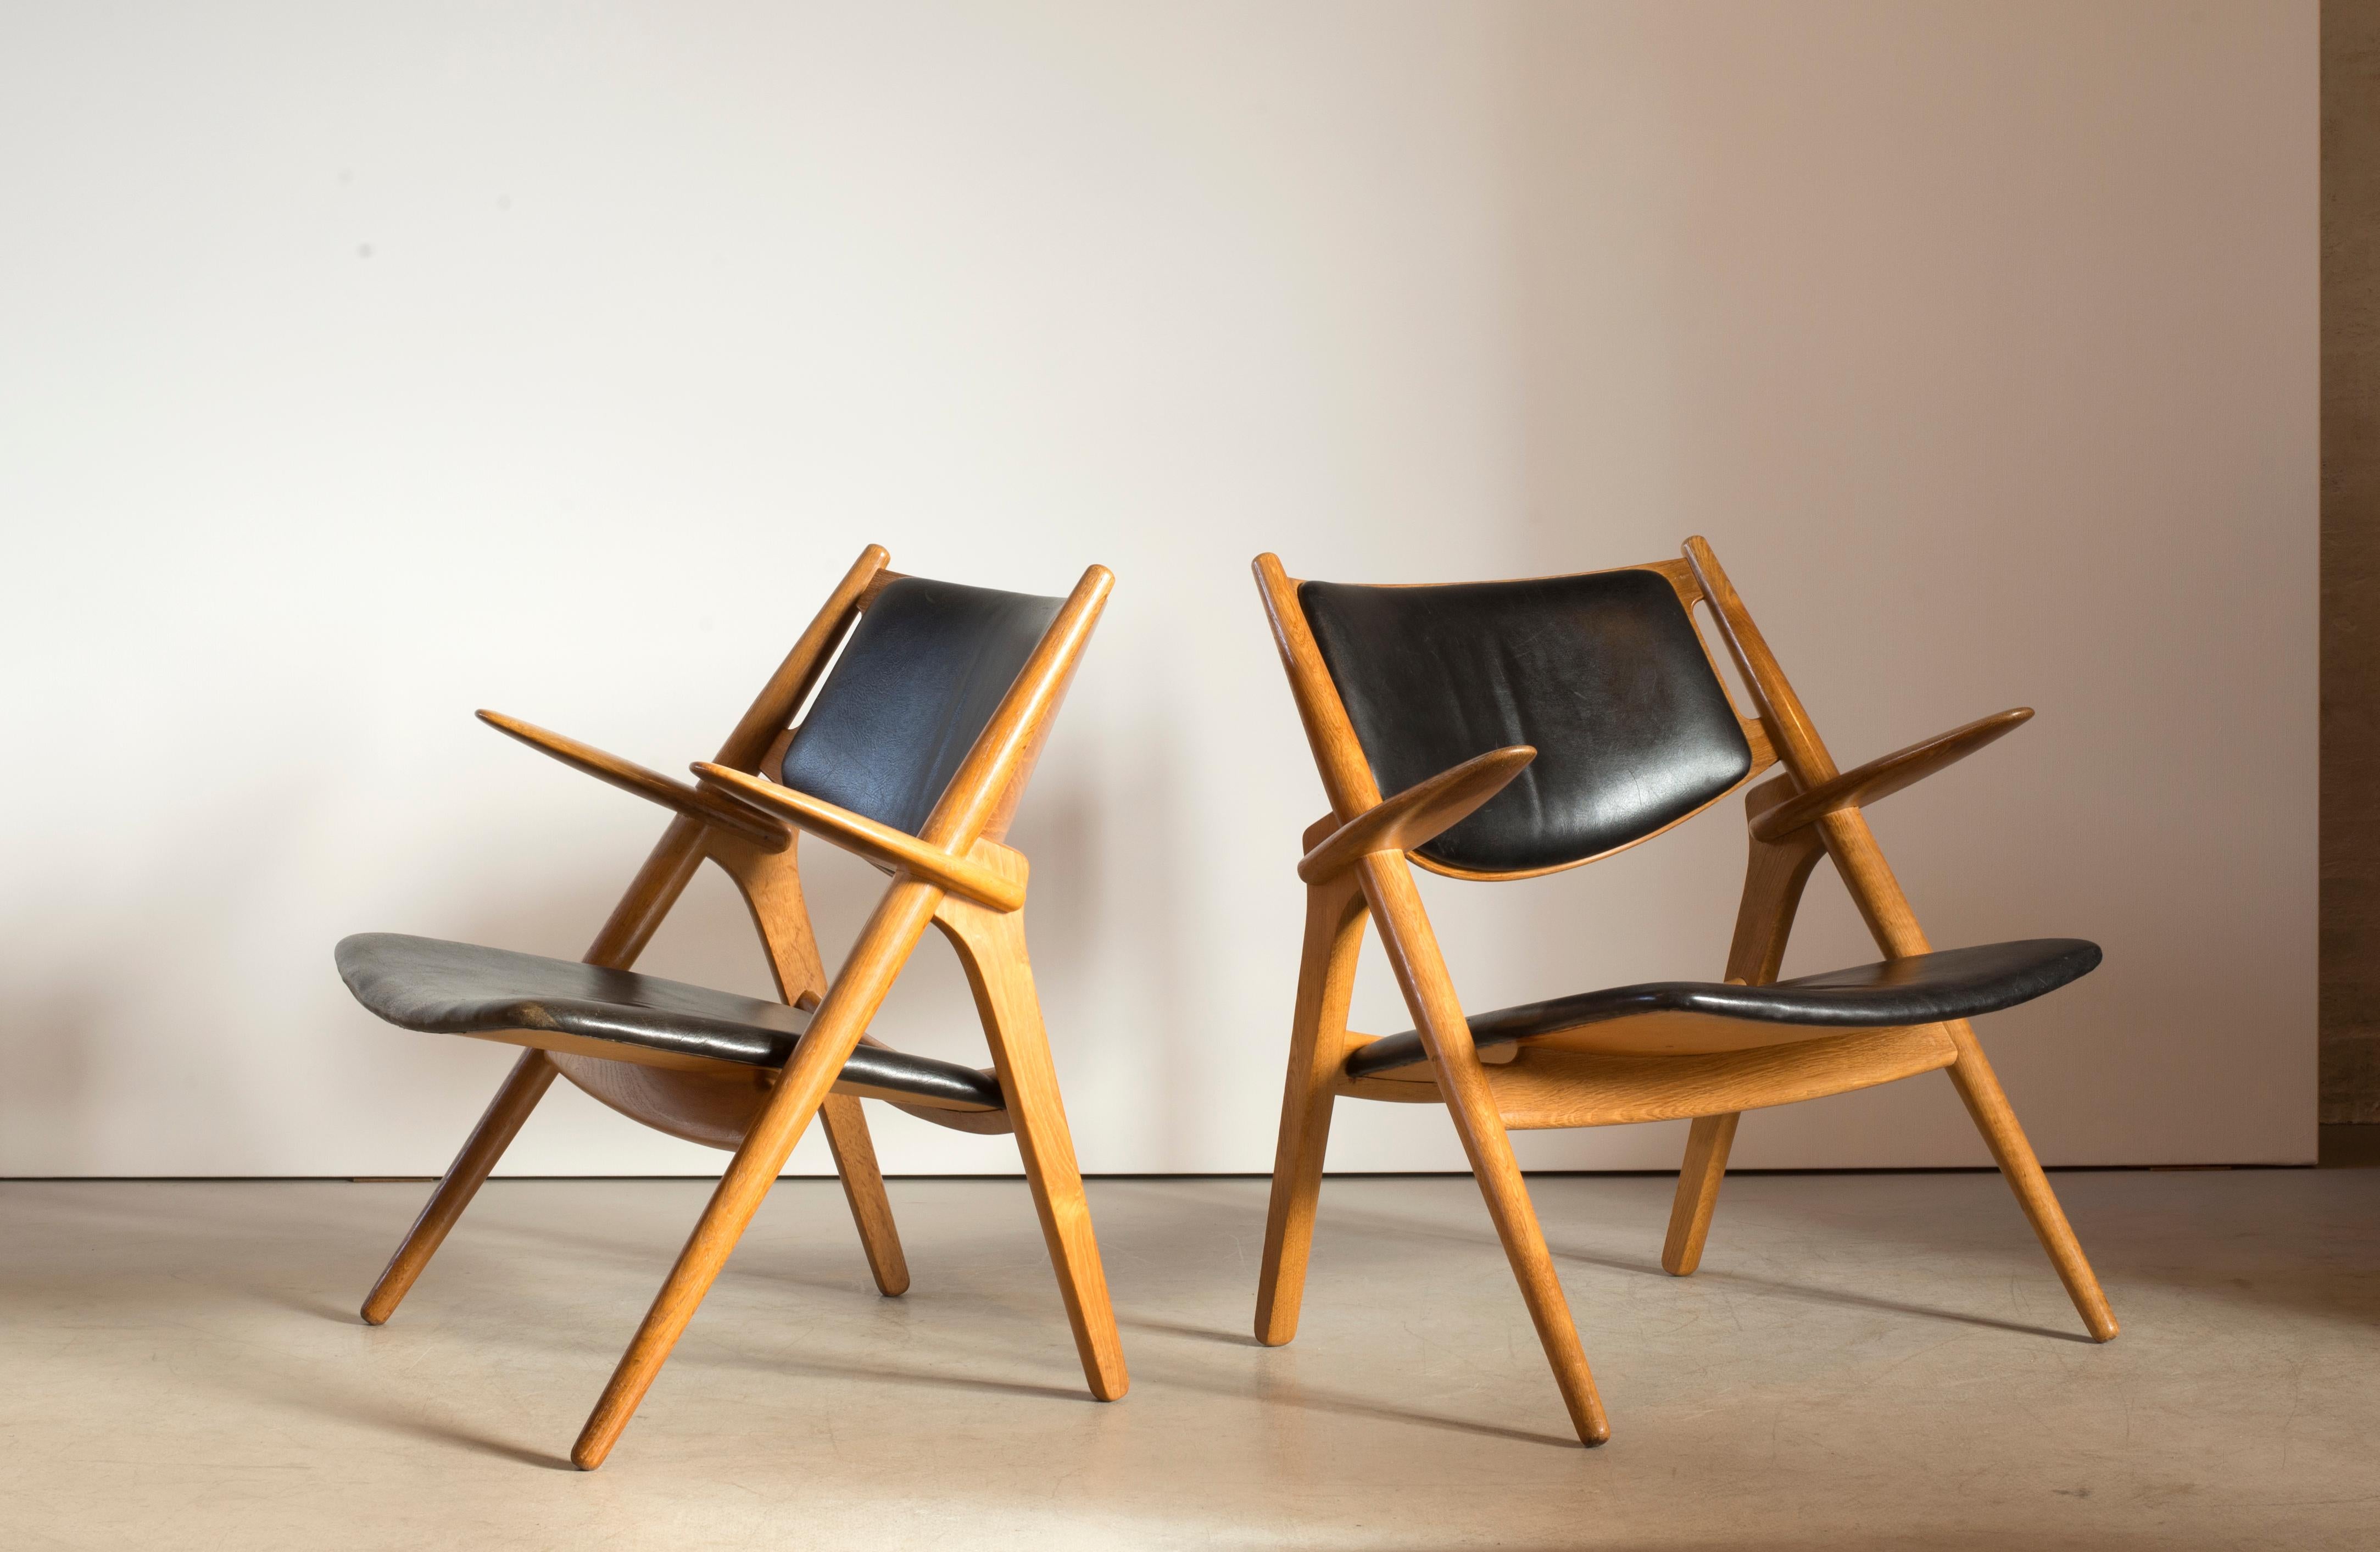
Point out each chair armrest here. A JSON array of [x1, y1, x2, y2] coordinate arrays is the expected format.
[[478, 711, 792, 850], [690, 764, 1028, 912], [1297, 746, 1536, 885], [1749, 709, 2032, 843]]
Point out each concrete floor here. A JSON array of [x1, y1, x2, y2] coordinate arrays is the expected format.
[[4, 1170, 2376, 1550]]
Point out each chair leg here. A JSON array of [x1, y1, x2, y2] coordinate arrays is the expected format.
[[818, 1095, 910, 1297], [1361, 855, 1609, 1446], [709, 828, 913, 1296], [1814, 806, 2117, 1342], [1256, 869, 1367, 1346], [1440, 1063, 1609, 1444], [572, 879, 944, 1471], [1658, 798, 1824, 1279], [1661, 1112, 1740, 1277], [1944, 1023, 2119, 1341], [361, 1048, 558, 1325], [937, 895, 1128, 1401]]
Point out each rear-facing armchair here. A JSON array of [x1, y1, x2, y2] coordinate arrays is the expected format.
[[1250, 538, 2114, 1447], [337, 546, 1126, 1469]]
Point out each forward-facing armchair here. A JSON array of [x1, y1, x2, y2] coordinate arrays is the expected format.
[[337, 546, 1126, 1469], [1251, 539, 2115, 1447]]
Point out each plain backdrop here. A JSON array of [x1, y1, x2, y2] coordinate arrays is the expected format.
[[0, 1, 2316, 1176]]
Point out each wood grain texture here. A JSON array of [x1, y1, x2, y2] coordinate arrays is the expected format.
[[1750, 708, 2032, 842], [1256, 552, 1610, 1442], [714, 545, 894, 767], [1254, 836, 1369, 1347], [358, 1048, 557, 1326], [1356, 851, 1609, 1445], [714, 826, 908, 1296], [1338, 1023, 1958, 1126], [478, 710, 793, 849], [1659, 774, 1831, 1276], [571, 876, 945, 1471], [1660, 1114, 1739, 1278], [916, 566, 1114, 850], [1688, 537, 2117, 1343], [1681, 537, 1841, 787], [934, 854, 1129, 1403], [692, 763, 1028, 911]]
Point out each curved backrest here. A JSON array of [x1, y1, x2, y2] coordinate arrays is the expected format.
[[1297, 569, 1753, 875], [780, 576, 1065, 836]]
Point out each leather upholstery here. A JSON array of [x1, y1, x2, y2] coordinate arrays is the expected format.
[[1299, 570, 1753, 874], [336, 933, 1004, 1110], [781, 577, 1064, 837], [1343, 938, 2101, 1080]]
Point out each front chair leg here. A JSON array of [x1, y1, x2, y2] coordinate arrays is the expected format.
[[1361, 857, 1608, 1446], [1943, 1023, 2119, 1341], [710, 831, 912, 1300], [1256, 864, 1367, 1346], [936, 895, 1128, 1401], [573, 880, 945, 1471], [817, 1095, 910, 1296], [1436, 1067, 1609, 1444], [1804, 805, 2116, 1342], [361, 1048, 558, 1325]]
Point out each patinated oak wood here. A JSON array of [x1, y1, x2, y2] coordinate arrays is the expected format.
[[570, 563, 1120, 1470], [1249, 537, 2117, 1449], [1684, 537, 2116, 1343], [355, 548, 1125, 1473]]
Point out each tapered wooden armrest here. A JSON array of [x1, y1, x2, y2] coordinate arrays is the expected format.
[[478, 711, 792, 850], [1749, 708, 2032, 842], [690, 763, 1028, 912], [1297, 746, 1536, 885]]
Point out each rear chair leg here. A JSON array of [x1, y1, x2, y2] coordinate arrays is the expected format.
[[818, 1095, 910, 1297], [937, 897, 1128, 1401], [1660, 792, 1825, 1278], [361, 1048, 558, 1325], [714, 829, 913, 1300], [1256, 867, 1367, 1346], [1662, 1112, 1740, 1276]]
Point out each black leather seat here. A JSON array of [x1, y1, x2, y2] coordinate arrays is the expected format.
[[1344, 938, 2101, 1080], [337, 933, 1003, 1111]]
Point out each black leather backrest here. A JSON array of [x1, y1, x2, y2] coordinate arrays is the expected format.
[[780, 577, 1063, 836], [1298, 569, 1753, 873]]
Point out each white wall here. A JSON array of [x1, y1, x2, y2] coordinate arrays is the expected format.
[[0, 1, 2315, 1177]]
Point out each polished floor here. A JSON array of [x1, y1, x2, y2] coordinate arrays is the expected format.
[[5, 1167, 2376, 1550]]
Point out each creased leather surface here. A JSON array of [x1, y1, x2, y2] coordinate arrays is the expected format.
[[781, 576, 1063, 836], [1299, 570, 1752, 872], [1344, 938, 2102, 1079], [336, 932, 1002, 1110]]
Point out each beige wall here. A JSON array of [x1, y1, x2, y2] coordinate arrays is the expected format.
[[2326, 0, 2380, 1123], [0, 2, 2317, 1174]]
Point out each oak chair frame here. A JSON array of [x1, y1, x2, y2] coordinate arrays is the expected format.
[[358, 544, 1127, 1470], [1251, 537, 2116, 1447]]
